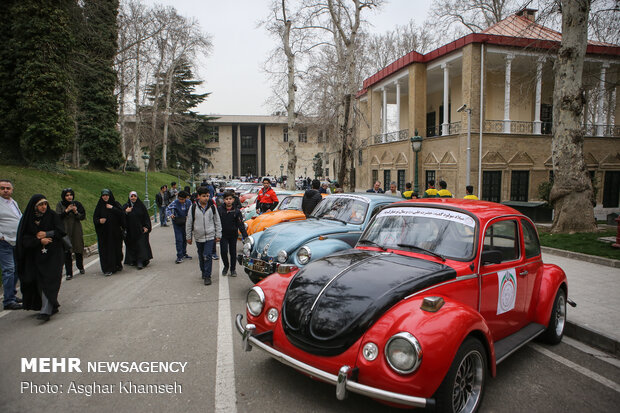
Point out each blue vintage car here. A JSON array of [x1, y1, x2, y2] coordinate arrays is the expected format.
[[239, 193, 397, 283]]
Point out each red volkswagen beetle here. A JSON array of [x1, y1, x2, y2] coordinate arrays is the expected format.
[[236, 199, 569, 412]]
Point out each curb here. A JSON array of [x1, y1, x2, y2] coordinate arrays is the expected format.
[[541, 246, 620, 268], [565, 321, 620, 358]]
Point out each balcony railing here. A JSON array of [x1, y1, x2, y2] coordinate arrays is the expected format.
[[426, 122, 461, 137], [483, 120, 619, 137], [372, 129, 409, 144]]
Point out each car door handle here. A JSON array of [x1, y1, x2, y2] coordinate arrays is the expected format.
[[519, 270, 528, 276]]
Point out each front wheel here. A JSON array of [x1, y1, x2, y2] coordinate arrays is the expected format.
[[538, 288, 566, 344], [434, 337, 487, 413]]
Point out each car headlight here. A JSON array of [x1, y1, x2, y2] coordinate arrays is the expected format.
[[277, 249, 288, 263], [246, 236, 254, 248], [385, 332, 422, 374], [243, 242, 251, 256], [246, 286, 265, 317], [296, 246, 311, 265]]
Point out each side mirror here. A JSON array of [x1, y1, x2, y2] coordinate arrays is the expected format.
[[481, 249, 502, 265]]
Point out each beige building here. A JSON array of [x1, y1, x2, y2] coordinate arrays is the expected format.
[[204, 115, 324, 179], [356, 8, 620, 219]]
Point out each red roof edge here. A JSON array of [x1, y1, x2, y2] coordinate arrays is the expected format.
[[357, 32, 620, 97]]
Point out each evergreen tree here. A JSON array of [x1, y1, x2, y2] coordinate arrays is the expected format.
[[77, 0, 122, 169], [145, 59, 216, 169], [0, 0, 21, 162], [7, 0, 75, 164]]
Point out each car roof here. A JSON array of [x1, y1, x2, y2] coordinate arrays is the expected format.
[[393, 198, 525, 224]]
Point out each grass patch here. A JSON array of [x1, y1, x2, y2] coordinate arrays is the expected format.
[[538, 228, 620, 260], [0, 165, 191, 246]]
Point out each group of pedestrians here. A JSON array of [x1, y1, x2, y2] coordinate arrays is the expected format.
[[167, 186, 247, 285], [366, 179, 479, 200]]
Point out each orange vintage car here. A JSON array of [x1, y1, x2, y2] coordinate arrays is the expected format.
[[245, 193, 327, 235]]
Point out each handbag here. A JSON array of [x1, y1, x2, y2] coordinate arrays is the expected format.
[[62, 235, 73, 251]]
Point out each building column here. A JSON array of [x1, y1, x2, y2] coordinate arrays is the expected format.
[[257, 125, 262, 174], [442, 63, 450, 136], [382, 87, 387, 142], [237, 124, 241, 176], [503, 54, 514, 133], [533, 57, 544, 134], [395, 81, 401, 132], [596, 63, 610, 136]]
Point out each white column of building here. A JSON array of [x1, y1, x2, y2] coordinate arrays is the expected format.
[[596, 63, 609, 136], [257, 125, 262, 175], [442, 63, 450, 136], [503, 54, 514, 133], [382, 87, 387, 142], [395, 81, 401, 133], [533, 57, 544, 134]]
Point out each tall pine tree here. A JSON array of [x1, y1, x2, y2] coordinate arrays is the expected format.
[[7, 0, 75, 164], [77, 0, 121, 169]]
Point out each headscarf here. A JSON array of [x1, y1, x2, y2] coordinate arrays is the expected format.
[[93, 188, 120, 226], [61, 188, 75, 207], [125, 192, 148, 215], [129, 191, 138, 206]]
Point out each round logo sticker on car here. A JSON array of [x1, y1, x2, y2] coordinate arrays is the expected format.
[[497, 269, 517, 315]]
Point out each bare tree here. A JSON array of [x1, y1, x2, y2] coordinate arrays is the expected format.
[[430, 0, 522, 33], [549, 0, 596, 233]]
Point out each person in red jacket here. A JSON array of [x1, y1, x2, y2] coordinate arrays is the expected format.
[[256, 178, 279, 213]]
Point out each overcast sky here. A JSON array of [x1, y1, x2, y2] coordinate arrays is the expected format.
[[143, 0, 433, 115]]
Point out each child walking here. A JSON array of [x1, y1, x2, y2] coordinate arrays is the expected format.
[[218, 190, 248, 277], [186, 187, 221, 285]]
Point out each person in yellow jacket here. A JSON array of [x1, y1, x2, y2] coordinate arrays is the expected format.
[[423, 180, 439, 198], [437, 180, 453, 198], [464, 185, 479, 200], [402, 182, 415, 199]]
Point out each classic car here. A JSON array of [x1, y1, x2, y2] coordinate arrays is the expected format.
[[245, 192, 328, 235], [236, 199, 569, 412], [240, 185, 262, 205], [239, 193, 397, 283]]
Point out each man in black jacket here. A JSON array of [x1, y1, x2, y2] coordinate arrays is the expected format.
[[217, 191, 248, 277], [302, 179, 323, 217]]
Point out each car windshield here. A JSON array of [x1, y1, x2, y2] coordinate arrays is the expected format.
[[311, 195, 369, 224], [359, 207, 477, 260], [277, 196, 302, 211]]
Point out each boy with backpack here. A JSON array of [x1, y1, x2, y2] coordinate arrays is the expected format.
[[186, 187, 221, 285], [218, 190, 248, 277]]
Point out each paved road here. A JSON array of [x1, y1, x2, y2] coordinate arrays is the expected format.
[[0, 225, 619, 412]]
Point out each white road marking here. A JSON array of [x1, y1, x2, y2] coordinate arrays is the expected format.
[[215, 243, 237, 413], [563, 336, 620, 369], [530, 343, 620, 393]]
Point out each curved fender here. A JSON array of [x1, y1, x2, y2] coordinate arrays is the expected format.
[[356, 296, 497, 399], [533, 264, 567, 326], [293, 239, 353, 266]]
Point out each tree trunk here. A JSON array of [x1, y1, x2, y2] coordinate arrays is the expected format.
[[133, 40, 142, 171], [549, 0, 595, 233], [281, 1, 298, 191], [161, 64, 175, 170]]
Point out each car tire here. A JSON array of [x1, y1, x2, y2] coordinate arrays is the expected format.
[[433, 337, 487, 413], [538, 288, 566, 345], [248, 271, 263, 284]]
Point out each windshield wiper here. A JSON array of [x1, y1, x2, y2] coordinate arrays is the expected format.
[[358, 239, 385, 251], [322, 216, 347, 224], [397, 243, 446, 261]]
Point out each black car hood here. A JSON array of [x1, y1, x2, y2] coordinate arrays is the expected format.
[[282, 249, 456, 356]]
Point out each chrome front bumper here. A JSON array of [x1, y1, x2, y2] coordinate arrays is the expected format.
[[235, 314, 434, 409], [241, 256, 276, 275]]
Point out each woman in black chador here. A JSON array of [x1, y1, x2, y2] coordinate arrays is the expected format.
[[93, 189, 125, 276], [122, 191, 153, 270], [16, 195, 66, 322], [55, 188, 86, 280]]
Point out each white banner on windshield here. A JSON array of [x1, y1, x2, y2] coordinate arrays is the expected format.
[[377, 207, 476, 228]]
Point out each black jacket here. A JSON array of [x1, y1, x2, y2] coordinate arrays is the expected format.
[[302, 189, 322, 216], [217, 205, 248, 239]]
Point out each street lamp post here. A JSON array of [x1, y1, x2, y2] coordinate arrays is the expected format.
[[410, 130, 423, 195], [176, 160, 180, 186], [457, 104, 473, 186], [141, 152, 152, 218], [280, 164, 284, 187], [191, 164, 195, 192]]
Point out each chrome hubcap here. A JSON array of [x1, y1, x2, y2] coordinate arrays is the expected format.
[[555, 294, 566, 336], [452, 350, 483, 413]]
